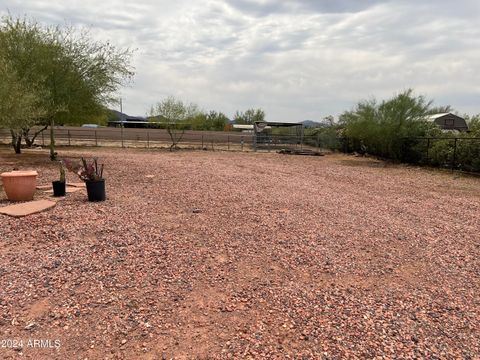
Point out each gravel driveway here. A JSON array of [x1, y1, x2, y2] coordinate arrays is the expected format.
[[0, 148, 479, 359]]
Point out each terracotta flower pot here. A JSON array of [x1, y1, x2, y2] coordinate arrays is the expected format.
[[0, 170, 38, 201]]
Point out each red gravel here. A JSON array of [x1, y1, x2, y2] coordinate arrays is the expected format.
[[0, 147, 479, 359]]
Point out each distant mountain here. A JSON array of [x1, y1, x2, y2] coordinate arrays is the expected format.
[[108, 109, 147, 122], [301, 120, 322, 128]]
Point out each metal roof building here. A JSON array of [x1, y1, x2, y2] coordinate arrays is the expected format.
[[426, 113, 469, 132]]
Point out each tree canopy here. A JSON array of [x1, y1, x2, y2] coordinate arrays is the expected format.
[[149, 96, 200, 123], [233, 108, 265, 124], [0, 15, 134, 157], [339, 89, 448, 159], [149, 96, 201, 150], [0, 57, 47, 152], [190, 111, 229, 131]]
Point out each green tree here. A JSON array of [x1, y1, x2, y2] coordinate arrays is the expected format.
[[0, 58, 46, 153], [0, 15, 134, 159], [340, 89, 439, 160], [233, 108, 265, 124], [206, 111, 229, 130], [322, 115, 335, 127], [189, 111, 229, 131], [149, 96, 200, 151], [190, 112, 208, 130]]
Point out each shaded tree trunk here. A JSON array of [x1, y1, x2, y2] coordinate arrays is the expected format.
[[10, 130, 22, 154], [23, 125, 48, 148], [167, 126, 185, 151]]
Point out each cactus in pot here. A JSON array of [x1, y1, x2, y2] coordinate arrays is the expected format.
[[52, 160, 66, 197]]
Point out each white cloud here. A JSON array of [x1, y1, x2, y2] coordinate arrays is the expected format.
[[2, 0, 480, 120]]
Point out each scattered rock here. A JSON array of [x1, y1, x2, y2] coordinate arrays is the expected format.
[[0, 149, 477, 359], [24, 322, 36, 331]]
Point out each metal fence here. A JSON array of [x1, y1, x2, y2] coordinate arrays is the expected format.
[[334, 135, 480, 173], [401, 137, 480, 173], [2, 128, 478, 172], [0, 127, 324, 152]]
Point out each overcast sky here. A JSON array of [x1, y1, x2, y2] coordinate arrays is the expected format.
[[2, 0, 480, 121]]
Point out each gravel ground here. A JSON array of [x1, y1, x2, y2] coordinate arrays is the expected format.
[[0, 147, 479, 359]]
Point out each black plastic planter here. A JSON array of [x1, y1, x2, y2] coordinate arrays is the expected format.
[[86, 179, 106, 202], [52, 181, 66, 197]]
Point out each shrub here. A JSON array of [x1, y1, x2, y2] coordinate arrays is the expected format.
[[339, 89, 439, 160]]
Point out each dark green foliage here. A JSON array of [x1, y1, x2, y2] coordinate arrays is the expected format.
[[0, 15, 133, 157], [340, 89, 435, 160], [190, 111, 229, 131], [339, 90, 480, 171], [466, 115, 480, 134], [418, 116, 480, 172]]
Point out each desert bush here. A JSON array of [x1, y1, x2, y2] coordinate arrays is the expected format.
[[410, 119, 480, 172], [339, 89, 438, 160]]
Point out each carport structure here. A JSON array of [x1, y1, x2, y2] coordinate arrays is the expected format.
[[253, 121, 304, 151]]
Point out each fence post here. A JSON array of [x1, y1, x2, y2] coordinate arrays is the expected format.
[[68, 130, 71, 146], [95, 130, 98, 146], [147, 132, 150, 148], [211, 139, 214, 151], [452, 138, 457, 172], [241, 136, 244, 151], [317, 132, 320, 151], [202, 135, 204, 149], [121, 126, 124, 148], [228, 135, 230, 151]]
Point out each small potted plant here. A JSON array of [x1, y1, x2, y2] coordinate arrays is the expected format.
[[64, 157, 105, 202], [52, 161, 66, 197]]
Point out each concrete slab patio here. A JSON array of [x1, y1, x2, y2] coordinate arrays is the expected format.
[[67, 182, 86, 188], [44, 186, 85, 194], [0, 199, 56, 217], [36, 184, 52, 190]]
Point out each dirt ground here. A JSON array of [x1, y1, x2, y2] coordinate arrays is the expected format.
[[0, 146, 479, 359]]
